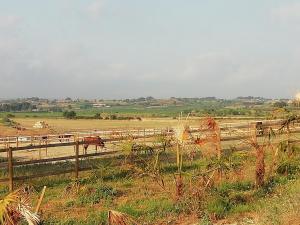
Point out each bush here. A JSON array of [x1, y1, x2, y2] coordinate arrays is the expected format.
[[273, 101, 288, 108], [110, 114, 117, 120], [207, 197, 232, 219], [94, 113, 102, 119], [6, 113, 15, 118], [78, 185, 117, 205], [0, 116, 18, 127], [63, 111, 77, 119], [276, 159, 300, 176]]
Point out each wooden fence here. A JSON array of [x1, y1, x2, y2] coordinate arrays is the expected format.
[[1, 119, 300, 191]]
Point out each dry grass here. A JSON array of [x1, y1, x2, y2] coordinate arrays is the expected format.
[[13, 118, 254, 133], [14, 118, 184, 132]]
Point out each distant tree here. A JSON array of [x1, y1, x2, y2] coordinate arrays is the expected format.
[[6, 113, 15, 118], [49, 107, 62, 112], [65, 97, 72, 101], [94, 113, 102, 119], [146, 96, 155, 101], [110, 114, 117, 120], [137, 97, 146, 102], [0, 102, 36, 112], [63, 111, 77, 119], [273, 101, 288, 108]]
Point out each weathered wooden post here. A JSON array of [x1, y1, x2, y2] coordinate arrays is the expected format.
[[16, 137, 19, 148], [8, 147, 14, 192], [45, 135, 48, 157], [73, 135, 76, 154], [75, 141, 79, 179], [39, 139, 42, 159]]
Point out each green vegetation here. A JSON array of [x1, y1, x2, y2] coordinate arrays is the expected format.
[[63, 111, 77, 119], [0, 139, 299, 224], [1, 96, 298, 119], [0, 115, 18, 127], [0, 100, 300, 224]]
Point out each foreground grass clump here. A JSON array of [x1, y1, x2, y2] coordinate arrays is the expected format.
[[206, 181, 254, 219], [77, 184, 118, 206]]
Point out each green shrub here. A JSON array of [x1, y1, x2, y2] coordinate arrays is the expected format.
[[85, 211, 107, 225], [254, 177, 282, 198], [0, 116, 17, 126], [6, 113, 15, 118], [207, 196, 232, 219], [117, 204, 142, 218], [78, 185, 117, 205], [216, 181, 253, 196], [63, 111, 77, 119], [276, 159, 300, 175]]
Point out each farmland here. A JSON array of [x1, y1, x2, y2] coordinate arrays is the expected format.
[[0, 112, 300, 224], [0, 98, 299, 224], [2, 1, 300, 224]]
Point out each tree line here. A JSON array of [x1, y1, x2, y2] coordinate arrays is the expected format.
[[0, 102, 37, 112]]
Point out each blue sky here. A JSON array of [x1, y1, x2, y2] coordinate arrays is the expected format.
[[0, 0, 300, 99]]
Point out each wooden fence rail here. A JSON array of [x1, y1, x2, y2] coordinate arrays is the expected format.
[[1, 119, 300, 191]]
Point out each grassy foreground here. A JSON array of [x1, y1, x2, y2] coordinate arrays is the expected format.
[[0, 146, 299, 225]]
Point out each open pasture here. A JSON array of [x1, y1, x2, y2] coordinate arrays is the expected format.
[[0, 117, 299, 224], [10, 117, 256, 133]]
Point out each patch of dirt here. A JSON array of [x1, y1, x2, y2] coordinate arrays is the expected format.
[[282, 213, 300, 225], [0, 124, 56, 137]]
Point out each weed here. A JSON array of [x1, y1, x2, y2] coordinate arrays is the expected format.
[[207, 196, 232, 219], [78, 185, 118, 205]]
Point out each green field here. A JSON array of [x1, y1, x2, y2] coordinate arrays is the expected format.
[[0, 144, 299, 225]]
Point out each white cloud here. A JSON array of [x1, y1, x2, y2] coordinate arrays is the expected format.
[[86, 0, 104, 17], [271, 2, 300, 22], [0, 15, 20, 28]]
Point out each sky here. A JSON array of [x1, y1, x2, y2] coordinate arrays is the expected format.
[[0, 0, 300, 99]]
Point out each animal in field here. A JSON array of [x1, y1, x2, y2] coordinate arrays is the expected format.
[[131, 144, 154, 155], [83, 136, 105, 154], [58, 134, 73, 143], [40, 135, 48, 144]]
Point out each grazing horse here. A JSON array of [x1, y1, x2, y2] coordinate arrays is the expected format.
[[83, 136, 105, 154]]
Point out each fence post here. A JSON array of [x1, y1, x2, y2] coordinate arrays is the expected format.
[[39, 139, 42, 159], [73, 135, 76, 153], [75, 141, 79, 179], [8, 147, 14, 192], [45, 136, 48, 157]]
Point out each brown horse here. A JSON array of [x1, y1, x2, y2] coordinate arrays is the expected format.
[[83, 136, 105, 154]]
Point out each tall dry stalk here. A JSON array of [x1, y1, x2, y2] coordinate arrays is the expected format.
[[173, 114, 192, 200], [108, 210, 138, 225], [255, 145, 265, 187], [248, 122, 276, 187], [195, 117, 222, 181]]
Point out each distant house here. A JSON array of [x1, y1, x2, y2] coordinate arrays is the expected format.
[[92, 103, 107, 108], [33, 121, 48, 129]]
